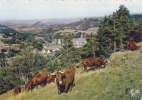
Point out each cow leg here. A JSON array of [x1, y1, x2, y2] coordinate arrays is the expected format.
[[69, 83, 73, 92], [94, 66, 96, 70], [58, 89, 60, 94], [36, 85, 38, 89], [64, 83, 69, 93], [94, 66, 98, 70], [84, 66, 87, 72], [31, 86, 34, 91], [58, 87, 61, 95]]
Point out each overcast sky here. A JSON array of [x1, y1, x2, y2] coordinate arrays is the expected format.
[[0, 0, 142, 20]]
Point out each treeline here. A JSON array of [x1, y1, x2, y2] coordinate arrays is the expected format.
[[0, 5, 142, 94], [96, 5, 142, 57]]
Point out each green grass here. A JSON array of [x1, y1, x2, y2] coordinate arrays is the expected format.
[[1, 50, 142, 100]]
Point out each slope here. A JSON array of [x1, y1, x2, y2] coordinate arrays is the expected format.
[[1, 49, 142, 100]]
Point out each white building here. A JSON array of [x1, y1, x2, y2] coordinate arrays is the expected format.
[[47, 50, 51, 54], [58, 39, 62, 44], [41, 49, 47, 54], [72, 33, 86, 48], [72, 38, 87, 48]]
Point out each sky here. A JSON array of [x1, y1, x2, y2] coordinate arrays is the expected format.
[[0, 0, 142, 20]]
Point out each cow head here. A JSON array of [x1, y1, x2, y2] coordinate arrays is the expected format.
[[47, 75, 56, 84], [25, 86, 29, 92], [25, 85, 31, 92], [104, 60, 108, 65], [55, 72, 63, 85], [103, 60, 108, 68]]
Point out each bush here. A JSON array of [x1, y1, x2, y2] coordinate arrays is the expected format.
[[1, 49, 7, 53]]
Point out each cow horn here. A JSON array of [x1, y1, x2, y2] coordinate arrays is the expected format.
[[50, 73, 55, 75]]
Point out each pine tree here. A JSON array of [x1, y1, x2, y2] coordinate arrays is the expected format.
[[80, 36, 98, 58], [96, 5, 132, 57], [60, 35, 80, 67], [131, 18, 142, 42], [116, 5, 131, 50], [96, 16, 113, 57]]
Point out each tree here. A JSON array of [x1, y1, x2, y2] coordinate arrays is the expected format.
[[32, 41, 43, 51], [0, 53, 8, 67], [96, 5, 131, 57], [130, 18, 142, 42], [60, 35, 80, 67], [116, 5, 131, 50], [97, 16, 113, 57], [80, 36, 98, 58], [10, 49, 48, 84], [0, 67, 21, 94]]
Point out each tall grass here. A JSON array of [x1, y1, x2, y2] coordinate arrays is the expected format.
[[1, 50, 142, 100]]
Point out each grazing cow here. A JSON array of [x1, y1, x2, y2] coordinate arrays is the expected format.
[[82, 57, 107, 71], [47, 75, 56, 84], [126, 41, 138, 51], [25, 72, 48, 92], [55, 66, 75, 94], [13, 85, 21, 96]]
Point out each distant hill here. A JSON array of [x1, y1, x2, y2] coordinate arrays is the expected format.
[[2, 17, 102, 34], [0, 24, 17, 33], [32, 22, 47, 27], [1, 14, 141, 34], [39, 17, 103, 34], [31, 17, 103, 31], [2, 19, 80, 34], [130, 14, 142, 19], [62, 17, 103, 30]]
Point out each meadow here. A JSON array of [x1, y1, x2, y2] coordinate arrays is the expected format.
[[1, 48, 142, 100]]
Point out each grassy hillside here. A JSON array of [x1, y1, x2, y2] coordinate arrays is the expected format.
[[1, 49, 142, 100]]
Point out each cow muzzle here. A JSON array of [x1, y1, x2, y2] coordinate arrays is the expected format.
[[59, 81, 62, 85]]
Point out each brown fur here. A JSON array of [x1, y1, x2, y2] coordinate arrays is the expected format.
[[55, 72, 63, 94], [126, 41, 138, 51], [65, 65, 75, 78], [25, 72, 48, 92], [82, 57, 107, 71], [13, 85, 21, 96], [47, 75, 56, 84], [55, 66, 75, 94]]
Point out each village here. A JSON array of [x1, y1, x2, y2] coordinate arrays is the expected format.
[[40, 33, 87, 54]]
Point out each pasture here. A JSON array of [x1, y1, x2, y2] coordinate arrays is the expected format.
[[1, 50, 142, 100]]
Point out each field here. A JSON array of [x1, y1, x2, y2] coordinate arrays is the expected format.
[[1, 49, 142, 100]]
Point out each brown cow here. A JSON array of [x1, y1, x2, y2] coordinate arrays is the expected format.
[[47, 75, 56, 84], [13, 85, 21, 96], [55, 66, 75, 94], [25, 72, 48, 92], [82, 57, 107, 71], [126, 41, 138, 51], [65, 65, 75, 78]]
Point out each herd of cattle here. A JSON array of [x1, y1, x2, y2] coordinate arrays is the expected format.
[[14, 65, 76, 96], [13, 41, 138, 96], [13, 57, 107, 96]]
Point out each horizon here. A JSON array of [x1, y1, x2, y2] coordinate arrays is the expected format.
[[0, 0, 142, 21]]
